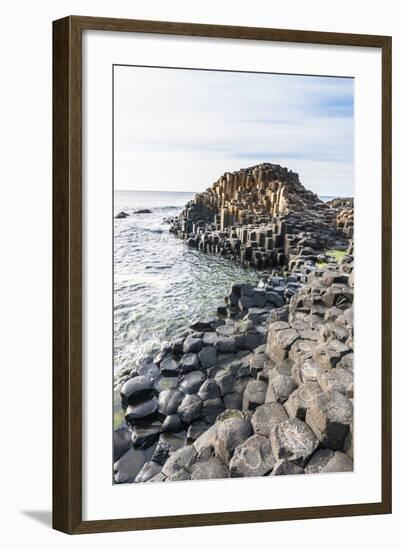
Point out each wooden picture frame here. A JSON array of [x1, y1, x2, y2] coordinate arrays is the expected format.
[[53, 15, 392, 534]]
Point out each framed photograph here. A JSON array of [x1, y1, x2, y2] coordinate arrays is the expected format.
[[53, 16, 392, 534]]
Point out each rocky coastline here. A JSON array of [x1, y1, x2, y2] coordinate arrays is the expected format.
[[114, 163, 354, 483]]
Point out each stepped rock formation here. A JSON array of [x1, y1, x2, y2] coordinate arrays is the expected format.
[[169, 163, 353, 270], [113, 247, 354, 483]]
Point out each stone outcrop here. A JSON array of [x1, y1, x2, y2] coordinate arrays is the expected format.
[[114, 248, 354, 483], [168, 163, 353, 270]]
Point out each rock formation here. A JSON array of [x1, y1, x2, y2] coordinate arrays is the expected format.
[[114, 248, 354, 483], [169, 163, 353, 270]]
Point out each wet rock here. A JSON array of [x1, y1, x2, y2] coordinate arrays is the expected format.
[[152, 432, 186, 465], [243, 380, 268, 411], [198, 379, 220, 400], [215, 370, 235, 396], [202, 332, 218, 346], [270, 417, 319, 466], [177, 394, 203, 424], [159, 355, 180, 374], [131, 419, 162, 449], [161, 445, 196, 477], [198, 346, 218, 368], [270, 459, 305, 476], [305, 390, 353, 450], [134, 208, 153, 214], [284, 382, 323, 420], [137, 362, 160, 380], [187, 421, 209, 442], [179, 353, 200, 373], [113, 424, 132, 461], [191, 457, 229, 479], [180, 371, 206, 395], [114, 447, 147, 483], [215, 337, 236, 353], [183, 335, 204, 354], [120, 375, 154, 407], [317, 366, 353, 395], [265, 375, 297, 404], [230, 435, 275, 477], [115, 211, 129, 218], [265, 292, 285, 307], [154, 374, 178, 392], [201, 397, 225, 424], [125, 395, 158, 422], [223, 392, 242, 410], [161, 414, 183, 433], [157, 389, 184, 416], [135, 461, 162, 483], [251, 402, 288, 438], [215, 417, 253, 465]]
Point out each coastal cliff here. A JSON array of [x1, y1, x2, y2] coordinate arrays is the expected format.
[[169, 163, 353, 270], [113, 164, 354, 483]]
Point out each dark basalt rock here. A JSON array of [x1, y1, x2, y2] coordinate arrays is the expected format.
[[131, 419, 162, 449], [157, 389, 184, 416], [134, 209, 153, 214], [125, 395, 158, 422], [115, 211, 129, 219], [120, 375, 154, 408]]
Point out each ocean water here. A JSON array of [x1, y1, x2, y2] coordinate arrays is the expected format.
[[113, 190, 263, 376]]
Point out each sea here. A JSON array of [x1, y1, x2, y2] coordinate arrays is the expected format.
[[114, 190, 263, 376], [113, 189, 337, 426]]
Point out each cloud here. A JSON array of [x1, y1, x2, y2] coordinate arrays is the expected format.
[[114, 66, 354, 196]]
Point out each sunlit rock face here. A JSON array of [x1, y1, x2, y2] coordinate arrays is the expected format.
[[169, 162, 353, 270]]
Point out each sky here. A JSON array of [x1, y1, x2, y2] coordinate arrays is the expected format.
[[114, 65, 354, 197]]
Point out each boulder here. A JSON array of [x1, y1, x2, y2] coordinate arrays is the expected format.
[[152, 432, 186, 465], [243, 380, 268, 411], [265, 375, 297, 404], [313, 341, 351, 369], [265, 292, 285, 308], [270, 460, 305, 476], [201, 397, 225, 424], [161, 414, 183, 433], [191, 457, 229, 480], [305, 449, 353, 473], [157, 389, 184, 416], [179, 353, 200, 373], [215, 370, 236, 396], [251, 402, 288, 438], [215, 417, 253, 465], [305, 390, 353, 450], [215, 337, 236, 353], [113, 424, 132, 461], [115, 211, 129, 218], [159, 355, 180, 374], [180, 371, 206, 395], [284, 382, 323, 420], [131, 419, 162, 449], [125, 396, 158, 422], [230, 435, 275, 477], [135, 461, 162, 483], [270, 417, 319, 465], [197, 379, 221, 400], [114, 448, 147, 483], [177, 394, 203, 424], [223, 392, 242, 410], [193, 422, 220, 456], [198, 346, 218, 368], [317, 366, 353, 395], [183, 335, 204, 354], [187, 421, 209, 442], [120, 375, 153, 407], [161, 446, 197, 477]]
